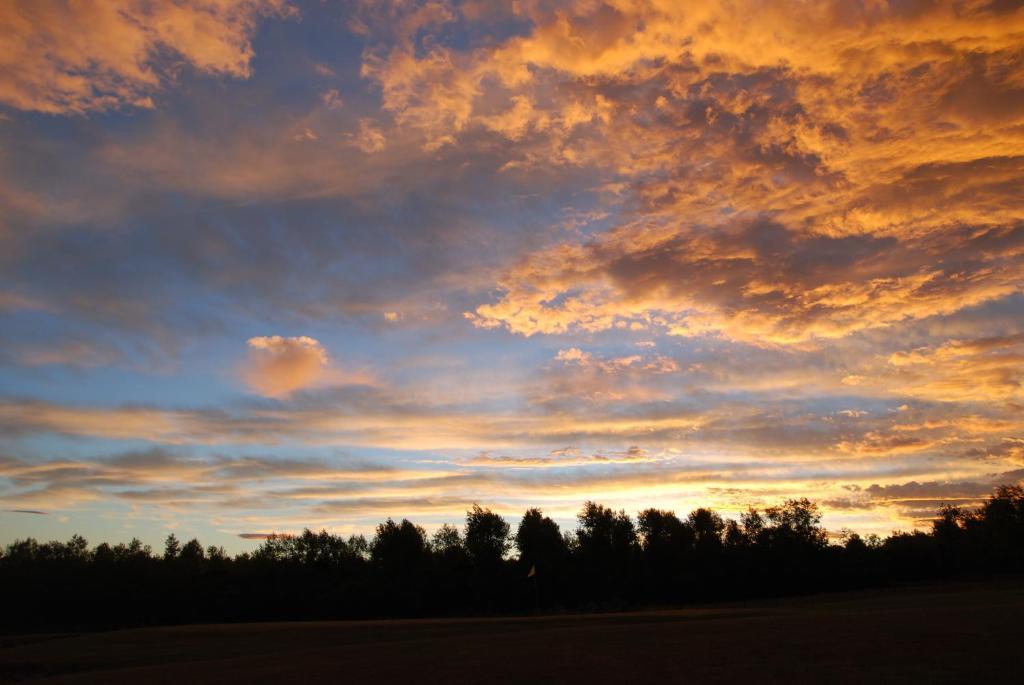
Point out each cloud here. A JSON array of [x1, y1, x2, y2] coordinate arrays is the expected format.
[[1, 440, 1019, 536], [983, 438, 1024, 465], [830, 472, 1024, 524], [836, 431, 952, 457], [14, 340, 121, 368], [467, 221, 1024, 345], [0, 0, 295, 114], [291, 127, 319, 143], [0, 449, 457, 511], [341, 1, 1024, 347], [555, 347, 591, 365], [864, 479, 1006, 503], [536, 346, 684, 406], [349, 118, 387, 153], [0, 292, 45, 312], [242, 336, 329, 397], [2, 375, 1021, 462], [846, 334, 1024, 403], [320, 88, 344, 110], [0, 393, 712, 449], [463, 445, 657, 469]]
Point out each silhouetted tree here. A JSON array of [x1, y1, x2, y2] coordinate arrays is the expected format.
[[4, 485, 1024, 631], [120, 538, 153, 561], [576, 502, 639, 604], [688, 508, 725, 552], [516, 508, 569, 607], [516, 508, 567, 573], [180, 538, 205, 563], [372, 519, 427, 574], [740, 507, 767, 546], [164, 533, 181, 561], [93, 542, 115, 565], [462, 505, 511, 610], [975, 486, 1024, 568], [432, 524, 464, 556], [464, 505, 510, 567], [933, 504, 968, 573], [638, 508, 693, 600], [292, 529, 353, 569], [723, 519, 746, 548], [882, 530, 938, 579], [428, 524, 471, 611], [764, 499, 827, 551], [65, 534, 90, 561]]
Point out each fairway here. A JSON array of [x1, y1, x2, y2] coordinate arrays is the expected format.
[[2, 580, 1021, 684]]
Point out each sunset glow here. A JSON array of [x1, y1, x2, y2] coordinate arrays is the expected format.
[[2, 0, 1023, 550]]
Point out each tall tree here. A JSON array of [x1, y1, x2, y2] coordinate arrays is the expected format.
[[516, 508, 567, 573], [163, 533, 181, 561], [464, 505, 510, 568]]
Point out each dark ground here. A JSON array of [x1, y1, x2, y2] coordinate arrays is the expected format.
[[1, 580, 1021, 684]]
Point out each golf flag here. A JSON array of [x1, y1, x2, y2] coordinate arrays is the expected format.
[[527, 564, 536, 578]]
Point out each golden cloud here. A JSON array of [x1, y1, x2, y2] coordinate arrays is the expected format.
[[343, 2, 1024, 345], [853, 335, 1024, 403], [462, 445, 657, 469], [0, 0, 294, 114], [242, 335, 329, 397], [467, 222, 1023, 345]]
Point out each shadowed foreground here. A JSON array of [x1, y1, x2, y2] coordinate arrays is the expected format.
[[1, 580, 1021, 684]]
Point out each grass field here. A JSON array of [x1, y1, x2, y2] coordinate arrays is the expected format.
[[2, 580, 1021, 684]]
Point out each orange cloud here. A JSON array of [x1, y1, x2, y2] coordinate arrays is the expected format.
[[468, 222, 1024, 345], [840, 335, 1024, 403], [0, 0, 294, 114], [462, 445, 658, 469], [340, 2, 1024, 346], [242, 335, 329, 397], [0, 393, 710, 450], [349, 118, 387, 153]]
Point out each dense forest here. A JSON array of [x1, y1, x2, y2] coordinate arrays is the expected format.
[[3, 485, 1024, 632]]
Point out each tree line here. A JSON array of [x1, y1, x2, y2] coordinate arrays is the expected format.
[[3, 486, 1024, 631]]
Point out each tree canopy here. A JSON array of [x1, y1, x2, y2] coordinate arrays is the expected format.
[[4, 485, 1024, 631]]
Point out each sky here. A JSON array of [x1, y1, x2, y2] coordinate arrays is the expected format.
[[1, 0, 1023, 552]]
